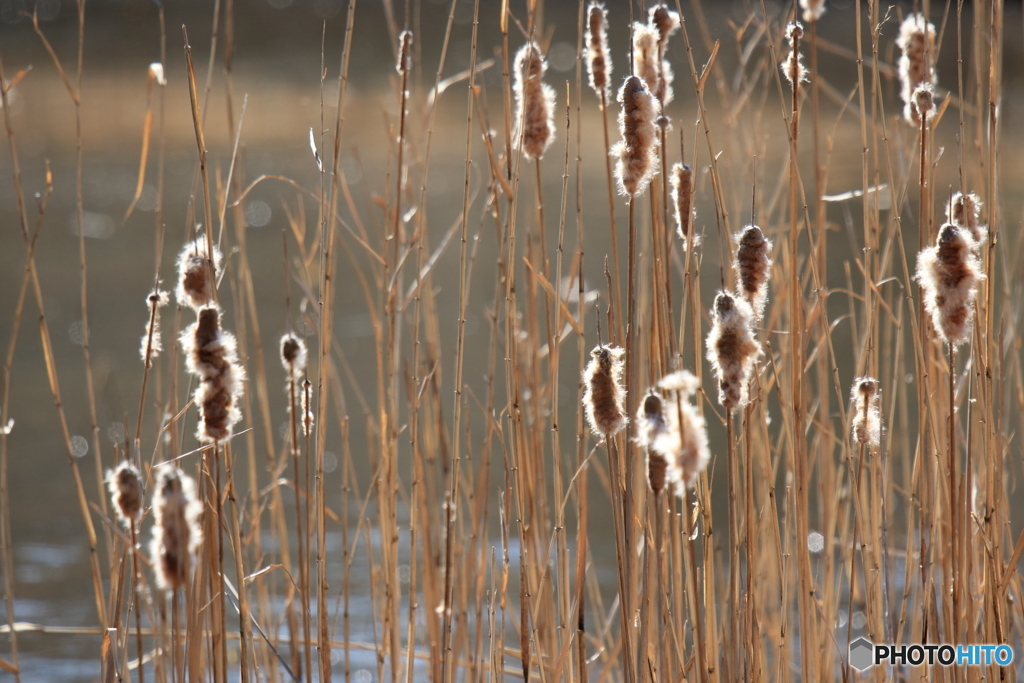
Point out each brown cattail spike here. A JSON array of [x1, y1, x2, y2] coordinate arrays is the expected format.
[[140, 289, 170, 367], [396, 29, 413, 74], [850, 377, 882, 447], [781, 22, 807, 86], [281, 333, 312, 434], [150, 466, 201, 591], [706, 292, 760, 411], [916, 224, 984, 347], [649, 370, 708, 492], [583, 344, 627, 437], [636, 392, 669, 494], [897, 13, 937, 125], [513, 42, 556, 160], [733, 225, 773, 321], [175, 234, 222, 311], [648, 5, 680, 45], [631, 22, 660, 97], [280, 333, 307, 380], [911, 83, 936, 126], [181, 306, 246, 443], [585, 3, 611, 101], [301, 378, 314, 438], [647, 5, 679, 105], [611, 76, 661, 198], [800, 0, 825, 23], [948, 192, 986, 246], [107, 461, 144, 527], [670, 163, 696, 249]]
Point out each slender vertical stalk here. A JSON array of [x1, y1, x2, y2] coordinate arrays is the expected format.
[[441, 1, 479, 680]]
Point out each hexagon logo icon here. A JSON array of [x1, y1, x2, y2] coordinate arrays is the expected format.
[[849, 637, 874, 671]]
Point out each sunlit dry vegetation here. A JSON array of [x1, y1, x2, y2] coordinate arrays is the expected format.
[[1, 0, 1023, 681]]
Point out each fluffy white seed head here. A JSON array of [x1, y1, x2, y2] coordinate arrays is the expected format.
[[583, 345, 628, 437], [733, 225, 773, 322], [916, 224, 984, 347], [181, 306, 247, 443], [947, 192, 986, 246], [150, 466, 202, 591], [897, 13, 938, 125], [513, 42, 556, 160], [585, 3, 612, 100], [649, 370, 709, 493], [175, 234, 221, 311], [911, 83, 936, 125], [611, 76, 661, 198], [631, 22, 660, 97], [781, 22, 807, 86], [850, 377, 882, 447], [800, 0, 825, 23], [670, 163, 697, 249], [140, 289, 170, 367], [706, 292, 760, 411], [107, 461, 144, 527]]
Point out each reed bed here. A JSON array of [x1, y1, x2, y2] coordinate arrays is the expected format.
[[1, 1, 1023, 681]]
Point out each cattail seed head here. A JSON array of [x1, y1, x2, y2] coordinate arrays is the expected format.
[[911, 83, 936, 125], [781, 22, 807, 86], [649, 370, 708, 492], [281, 333, 312, 435], [280, 333, 307, 381], [396, 29, 413, 74], [301, 378, 314, 438], [611, 76, 661, 198], [916, 224, 984, 347], [636, 392, 669, 495], [656, 59, 675, 106], [948, 192, 986, 246], [850, 377, 882, 447], [181, 306, 246, 443], [513, 42, 556, 160], [648, 5, 680, 46], [175, 234, 221, 311], [140, 289, 170, 367], [670, 163, 697, 249], [631, 22, 660, 97], [897, 13, 937, 125], [733, 225, 773, 321], [706, 292, 760, 411], [585, 3, 612, 101], [107, 461, 144, 527], [150, 466, 201, 591], [583, 344, 627, 438], [800, 0, 825, 23], [647, 6, 679, 104]]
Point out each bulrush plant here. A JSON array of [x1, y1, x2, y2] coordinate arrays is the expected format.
[[512, 41, 556, 162], [897, 12, 938, 125], [647, 5, 679, 106], [733, 225, 773, 323], [150, 466, 202, 681], [706, 291, 760, 413], [175, 234, 221, 311], [669, 162, 695, 248], [850, 378, 883, 450], [948, 191, 987, 247], [611, 75, 660, 199], [652, 370, 708, 492], [3, 3, 1024, 683], [181, 306, 245, 444], [917, 224, 984, 349]]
